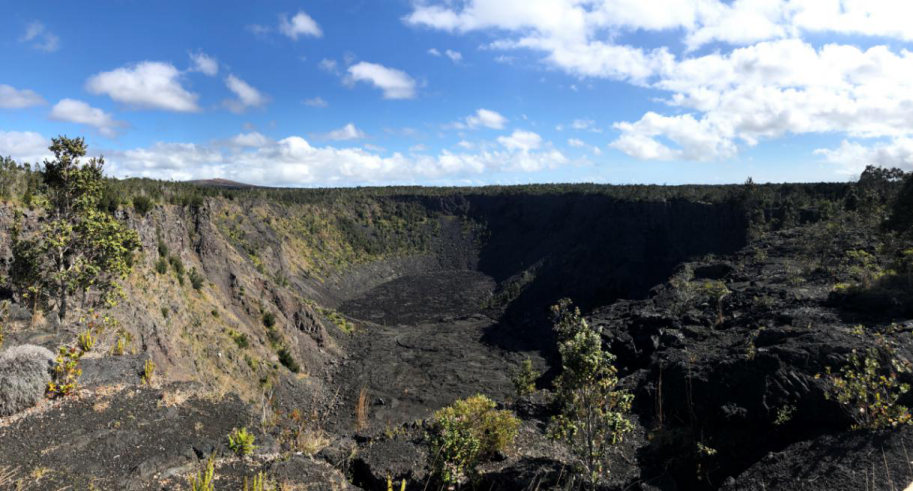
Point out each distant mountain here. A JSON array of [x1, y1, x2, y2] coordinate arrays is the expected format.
[[186, 178, 257, 189]]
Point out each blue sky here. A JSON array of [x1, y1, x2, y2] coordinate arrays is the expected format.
[[2, 1, 913, 186]]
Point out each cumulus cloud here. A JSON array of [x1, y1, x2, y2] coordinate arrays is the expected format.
[[303, 97, 328, 108], [223, 74, 269, 113], [231, 132, 270, 148], [497, 130, 542, 152], [50, 99, 127, 138], [816, 139, 913, 176], [316, 123, 366, 141], [345, 62, 417, 99], [279, 11, 323, 39], [189, 51, 219, 76], [0, 131, 51, 164], [20, 21, 59, 52], [568, 138, 586, 147], [405, 1, 913, 163], [86, 61, 200, 112], [98, 131, 568, 185], [458, 109, 507, 129], [0, 85, 45, 109]]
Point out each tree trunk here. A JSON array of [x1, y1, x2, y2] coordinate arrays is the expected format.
[[58, 281, 68, 320]]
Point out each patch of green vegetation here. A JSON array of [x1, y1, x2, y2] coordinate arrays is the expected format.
[[821, 347, 912, 430], [228, 427, 257, 457], [227, 328, 249, 349], [483, 267, 537, 309], [548, 299, 634, 487], [132, 195, 153, 216], [317, 307, 355, 334], [428, 394, 520, 486], [511, 358, 540, 398], [188, 267, 205, 291], [276, 347, 300, 373]]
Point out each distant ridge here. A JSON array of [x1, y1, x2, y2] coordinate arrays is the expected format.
[[186, 178, 257, 189]]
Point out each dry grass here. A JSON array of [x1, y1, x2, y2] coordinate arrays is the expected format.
[[159, 388, 190, 408], [355, 388, 368, 431], [295, 427, 331, 456], [92, 400, 110, 412], [0, 467, 19, 487]]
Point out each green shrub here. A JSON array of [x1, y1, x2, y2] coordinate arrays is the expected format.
[[549, 299, 634, 487], [132, 195, 153, 216], [47, 346, 83, 398], [188, 267, 205, 291], [821, 347, 912, 430], [228, 427, 257, 456], [155, 257, 168, 275], [188, 457, 215, 491], [428, 394, 520, 486], [277, 347, 300, 373], [512, 358, 539, 398], [141, 359, 156, 385], [77, 330, 95, 353], [161, 306, 169, 318], [262, 312, 276, 328], [228, 329, 250, 349], [0, 345, 54, 416], [169, 255, 185, 284]]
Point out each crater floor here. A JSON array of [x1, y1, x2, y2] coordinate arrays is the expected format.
[[333, 271, 540, 428]]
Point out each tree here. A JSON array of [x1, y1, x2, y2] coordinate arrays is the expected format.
[[887, 172, 913, 236], [548, 299, 634, 490], [10, 136, 140, 319]]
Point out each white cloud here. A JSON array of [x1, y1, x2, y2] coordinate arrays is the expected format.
[[346, 62, 417, 100], [20, 21, 59, 52], [611, 112, 737, 161], [224, 74, 269, 113], [464, 109, 508, 129], [405, 1, 913, 163], [50, 99, 127, 138], [189, 51, 219, 76], [231, 132, 270, 148], [0, 85, 45, 109], [303, 97, 328, 108], [279, 11, 323, 39], [0, 130, 51, 164], [103, 132, 570, 185], [409, 144, 428, 152], [86, 61, 200, 112], [498, 130, 542, 152], [568, 138, 586, 147], [318, 59, 340, 75], [317, 123, 366, 141], [816, 138, 913, 176], [445, 50, 463, 63], [428, 48, 442, 56]]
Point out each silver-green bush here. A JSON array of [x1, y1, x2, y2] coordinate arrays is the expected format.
[[0, 344, 54, 416]]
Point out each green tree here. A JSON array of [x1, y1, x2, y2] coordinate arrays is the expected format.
[[548, 299, 634, 490], [10, 136, 140, 319], [887, 172, 913, 235]]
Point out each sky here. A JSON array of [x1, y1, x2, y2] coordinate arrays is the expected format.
[[2, 1, 913, 187]]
